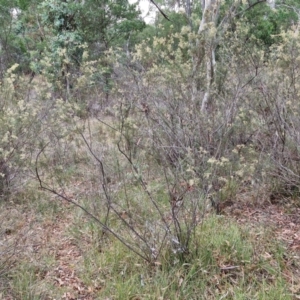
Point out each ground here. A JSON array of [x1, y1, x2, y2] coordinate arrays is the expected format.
[[1, 189, 300, 299]]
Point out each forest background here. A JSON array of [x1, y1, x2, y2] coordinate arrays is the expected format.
[[1, 0, 300, 298]]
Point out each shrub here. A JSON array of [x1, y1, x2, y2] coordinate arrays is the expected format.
[[0, 64, 41, 199]]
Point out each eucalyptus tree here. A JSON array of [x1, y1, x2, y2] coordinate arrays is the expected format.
[[0, 0, 145, 97], [186, 0, 300, 112], [0, 0, 27, 77], [140, 0, 299, 114], [77, 0, 145, 57], [76, 0, 145, 98]]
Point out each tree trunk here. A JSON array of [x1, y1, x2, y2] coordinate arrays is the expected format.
[[191, 0, 219, 113], [267, 0, 275, 9]]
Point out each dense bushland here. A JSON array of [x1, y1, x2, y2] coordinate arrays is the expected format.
[[1, 0, 300, 298]]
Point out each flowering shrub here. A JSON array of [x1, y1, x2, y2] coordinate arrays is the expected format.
[[0, 64, 41, 197]]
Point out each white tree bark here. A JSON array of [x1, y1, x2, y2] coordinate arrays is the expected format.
[[190, 0, 276, 113], [191, 0, 219, 113], [267, 0, 275, 9]]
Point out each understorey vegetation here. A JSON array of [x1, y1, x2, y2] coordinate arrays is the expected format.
[[1, 0, 300, 298]]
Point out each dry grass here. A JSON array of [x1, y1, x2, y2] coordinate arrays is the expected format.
[[1, 134, 300, 299], [2, 69, 300, 299]]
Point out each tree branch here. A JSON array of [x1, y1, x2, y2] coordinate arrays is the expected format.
[[150, 0, 170, 21]]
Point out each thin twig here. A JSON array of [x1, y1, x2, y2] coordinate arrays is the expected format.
[[35, 143, 150, 262]]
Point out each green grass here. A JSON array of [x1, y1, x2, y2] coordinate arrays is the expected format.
[[0, 113, 297, 300], [0, 171, 295, 300], [62, 214, 291, 299], [7, 261, 56, 300]]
